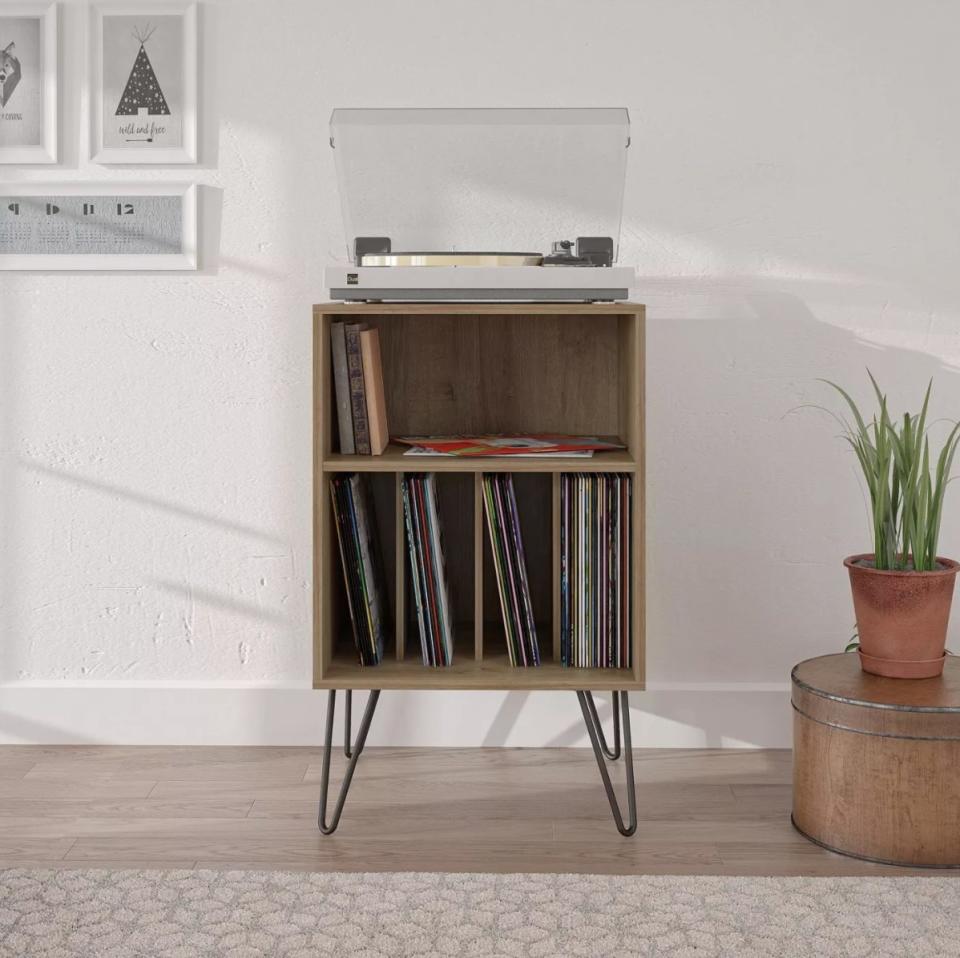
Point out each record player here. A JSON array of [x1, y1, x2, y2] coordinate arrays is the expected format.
[[324, 108, 635, 302]]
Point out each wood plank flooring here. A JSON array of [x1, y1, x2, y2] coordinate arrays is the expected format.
[[0, 746, 943, 875]]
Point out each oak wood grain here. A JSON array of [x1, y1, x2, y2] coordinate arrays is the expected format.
[[323, 442, 638, 474], [793, 652, 960, 709], [0, 779, 157, 799], [314, 304, 645, 690], [0, 800, 253, 819], [793, 654, 960, 866], [0, 743, 927, 875], [0, 838, 78, 861], [313, 303, 644, 316]]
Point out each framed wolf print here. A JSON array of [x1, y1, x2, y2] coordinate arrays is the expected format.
[[92, 2, 197, 164], [0, 2, 58, 164], [0, 183, 198, 270]]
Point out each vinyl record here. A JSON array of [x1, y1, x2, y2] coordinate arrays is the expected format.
[[360, 252, 543, 267]]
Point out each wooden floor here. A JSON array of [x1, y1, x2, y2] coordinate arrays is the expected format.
[[0, 746, 945, 876]]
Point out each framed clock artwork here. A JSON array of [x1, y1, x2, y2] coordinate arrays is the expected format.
[[0, 183, 198, 270]]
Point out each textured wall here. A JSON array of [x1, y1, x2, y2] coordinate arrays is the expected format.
[[1, 0, 958, 744]]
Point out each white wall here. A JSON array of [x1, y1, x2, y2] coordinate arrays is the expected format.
[[1, 0, 958, 746]]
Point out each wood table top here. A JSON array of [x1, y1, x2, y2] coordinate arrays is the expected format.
[[792, 653, 960, 712]]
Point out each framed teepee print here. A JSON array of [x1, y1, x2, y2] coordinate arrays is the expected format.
[[92, 3, 197, 164], [0, 3, 58, 164]]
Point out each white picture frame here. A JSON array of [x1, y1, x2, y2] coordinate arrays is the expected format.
[[0, 183, 197, 270], [0, 1, 58, 164], [92, 1, 197, 164]]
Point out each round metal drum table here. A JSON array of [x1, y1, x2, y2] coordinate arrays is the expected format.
[[792, 653, 960, 867]]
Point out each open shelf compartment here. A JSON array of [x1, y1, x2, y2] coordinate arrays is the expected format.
[[317, 303, 643, 472]]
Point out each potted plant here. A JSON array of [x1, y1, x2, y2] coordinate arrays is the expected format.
[[825, 373, 960, 678]]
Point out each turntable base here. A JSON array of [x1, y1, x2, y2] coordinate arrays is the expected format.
[[325, 264, 635, 303]]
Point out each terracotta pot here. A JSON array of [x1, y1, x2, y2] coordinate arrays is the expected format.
[[845, 554, 960, 678]]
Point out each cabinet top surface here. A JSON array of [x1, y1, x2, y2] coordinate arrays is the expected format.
[[793, 653, 960, 711], [313, 302, 645, 315]]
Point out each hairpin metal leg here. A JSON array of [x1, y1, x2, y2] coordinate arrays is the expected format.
[[577, 690, 636, 837], [344, 689, 353, 758], [582, 691, 621, 760], [318, 689, 380, 835]]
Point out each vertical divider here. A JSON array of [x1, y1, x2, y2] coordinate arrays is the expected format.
[[395, 472, 405, 661], [474, 472, 484, 661], [552, 471, 561, 664]]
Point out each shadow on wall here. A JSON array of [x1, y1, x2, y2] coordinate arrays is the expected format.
[[476, 274, 960, 747], [5, 268, 960, 743], [4, 460, 294, 679], [643, 278, 960, 689], [0, 302, 20, 688], [0, 1, 306, 703], [21, 460, 285, 545], [3, 267, 960, 745], [0, 708, 95, 746], [474, 689, 789, 750]]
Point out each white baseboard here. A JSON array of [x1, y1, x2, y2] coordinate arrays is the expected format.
[[0, 685, 791, 748]]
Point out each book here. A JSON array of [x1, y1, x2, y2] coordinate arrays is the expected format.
[[482, 474, 540, 667], [359, 328, 389, 455], [395, 435, 624, 457], [330, 322, 355, 455], [329, 474, 386, 666], [561, 473, 631, 669], [401, 473, 455, 666], [344, 324, 371, 455]]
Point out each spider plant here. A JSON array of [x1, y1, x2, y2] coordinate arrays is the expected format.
[[823, 372, 960, 572]]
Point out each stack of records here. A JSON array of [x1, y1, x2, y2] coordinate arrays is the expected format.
[[560, 473, 632, 669], [482, 474, 540, 667], [401, 473, 455, 667], [329, 474, 387, 666]]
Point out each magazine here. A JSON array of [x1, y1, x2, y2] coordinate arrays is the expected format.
[[396, 434, 624, 457]]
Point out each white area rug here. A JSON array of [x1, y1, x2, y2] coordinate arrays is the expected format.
[[0, 868, 958, 957]]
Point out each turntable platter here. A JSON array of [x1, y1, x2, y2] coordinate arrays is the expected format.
[[360, 252, 544, 267]]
